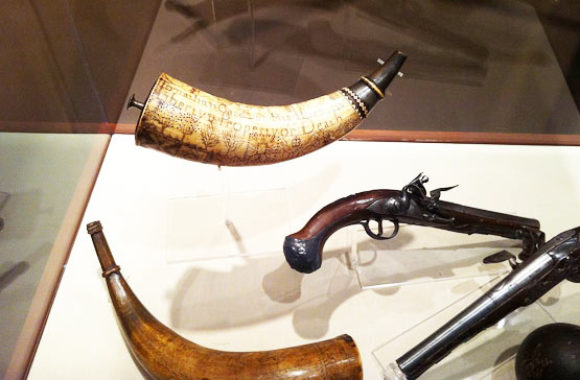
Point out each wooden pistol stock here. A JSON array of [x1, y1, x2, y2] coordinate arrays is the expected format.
[[284, 174, 545, 273]]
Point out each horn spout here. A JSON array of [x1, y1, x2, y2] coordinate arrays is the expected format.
[[346, 51, 407, 114]]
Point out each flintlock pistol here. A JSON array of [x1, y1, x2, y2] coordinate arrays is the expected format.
[[385, 227, 580, 379], [126, 52, 405, 166], [284, 174, 545, 273]]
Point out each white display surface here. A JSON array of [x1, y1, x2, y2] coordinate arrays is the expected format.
[[29, 136, 580, 379]]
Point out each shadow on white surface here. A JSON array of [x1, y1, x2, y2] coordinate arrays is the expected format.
[[167, 231, 514, 340], [168, 246, 353, 339], [354, 227, 514, 288]]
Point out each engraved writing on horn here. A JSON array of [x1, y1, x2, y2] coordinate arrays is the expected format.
[[131, 52, 406, 166]]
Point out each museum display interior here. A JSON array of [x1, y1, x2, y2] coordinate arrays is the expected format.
[[1, 1, 579, 379]]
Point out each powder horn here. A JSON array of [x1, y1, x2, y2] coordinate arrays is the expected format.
[[87, 221, 362, 379], [128, 51, 406, 166]]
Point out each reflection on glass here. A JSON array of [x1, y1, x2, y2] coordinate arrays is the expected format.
[[117, 0, 579, 138], [0, 133, 107, 377]]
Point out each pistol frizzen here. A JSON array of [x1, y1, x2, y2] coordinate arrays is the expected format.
[[126, 52, 405, 166], [385, 227, 580, 379], [284, 174, 545, 273]]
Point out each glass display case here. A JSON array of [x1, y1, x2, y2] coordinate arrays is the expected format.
[[1, 1, 579, 379], [116, 0, 580, 144], [0, 133, 108, 378]]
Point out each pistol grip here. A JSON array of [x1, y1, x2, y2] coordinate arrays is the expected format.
[[283, 190, 398, 273], [283, 235, 324, 273]]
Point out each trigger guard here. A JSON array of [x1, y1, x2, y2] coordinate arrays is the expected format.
[[362, 218, 399, 240]]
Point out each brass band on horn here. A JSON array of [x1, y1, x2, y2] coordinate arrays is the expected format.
[[130, 51, 406, 166]]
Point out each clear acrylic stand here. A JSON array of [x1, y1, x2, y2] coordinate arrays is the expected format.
[[373, 278, 556, 380], [348, 225, 514, 289], [533, 280, 580, 325], [164, 186, 292, 263], [194, 0, 304, 92]]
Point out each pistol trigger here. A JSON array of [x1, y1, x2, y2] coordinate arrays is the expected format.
[[429, 185, 458, 200], [361, 218, 399, 241]]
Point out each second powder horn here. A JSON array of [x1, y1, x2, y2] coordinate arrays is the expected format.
[[87, 221, 362, 380]]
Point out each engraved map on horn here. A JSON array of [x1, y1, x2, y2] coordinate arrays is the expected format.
[[135, 74, 362, 166]]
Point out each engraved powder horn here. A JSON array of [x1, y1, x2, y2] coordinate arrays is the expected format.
[[87, 221, 362, 379], [129, 51, 406, 166]]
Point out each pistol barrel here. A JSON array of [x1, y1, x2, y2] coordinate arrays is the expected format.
[[392, 228, 580, 379]]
